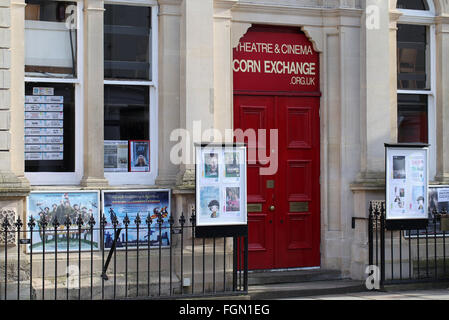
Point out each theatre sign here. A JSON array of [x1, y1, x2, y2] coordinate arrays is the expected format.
[[233, 27, 319, 93]]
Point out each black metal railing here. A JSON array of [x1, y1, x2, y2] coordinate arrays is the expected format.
[[368, 200, 449, 288], [0, 209, 248, 300]]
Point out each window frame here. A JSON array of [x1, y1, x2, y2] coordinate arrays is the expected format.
[[103, 0, 158, 186], [25, 0, 84, 185], [397, 0, 436, 179]]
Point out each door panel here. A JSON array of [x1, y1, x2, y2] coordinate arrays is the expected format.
[[275, 96, 320, 268], [234, 95, 275, 270]]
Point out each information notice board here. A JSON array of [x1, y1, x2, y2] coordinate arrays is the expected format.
[[195, 143, 248, 238], [385, 143, 429, 230]]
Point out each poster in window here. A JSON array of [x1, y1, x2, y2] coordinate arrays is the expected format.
[[129, 140, 150, 172], [102, 189, 171, 249], [195, 144, 247, 226], [26, 191, 100, 253], [386, 145, 429, 221], [104, 140, 128, 172]]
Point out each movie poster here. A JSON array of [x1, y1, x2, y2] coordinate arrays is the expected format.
[[104, 140, 128, 172], [129, 140, 150, 172], [102, 189, 170, 249], [199, 186, 221, 220], [26, 191, 100, 253], [195, 144, 247, 226]]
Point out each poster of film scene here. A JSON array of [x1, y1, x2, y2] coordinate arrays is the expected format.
[[26, 191, 100, 253], [406, 186, 449, 237], [102, 190, 170, 249], [196, 145, 247, 226]]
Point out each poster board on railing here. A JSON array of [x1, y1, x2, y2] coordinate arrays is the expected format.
[[26, 190, 100, 253], [404, 185, 449, 237], [101, 189, 171, 249], [385, 143, 429, 230], [195, 143, 248, 237]]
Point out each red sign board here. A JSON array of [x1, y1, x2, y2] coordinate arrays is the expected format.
[[233, 26, 320, 93]]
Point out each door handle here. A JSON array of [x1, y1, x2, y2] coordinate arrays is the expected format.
[[269, 205, 275, 212]]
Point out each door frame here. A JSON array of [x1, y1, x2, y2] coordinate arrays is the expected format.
[[233, 90, 321, 270]]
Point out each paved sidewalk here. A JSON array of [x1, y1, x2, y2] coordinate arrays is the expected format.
[[284, 288, 449, 300]]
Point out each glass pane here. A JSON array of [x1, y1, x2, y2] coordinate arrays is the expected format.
[[398, 94, 428, 143], [25, 0, 77, 78], [397, 24, 428, 90], [104, 85, 149, 141], [397, 0, 429, 10], [25, 82, 75, 172], [104, 5, 151, 80]]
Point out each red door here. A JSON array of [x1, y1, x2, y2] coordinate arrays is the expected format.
[[233, 25, 321, 270], [234, 95, 320, 269]]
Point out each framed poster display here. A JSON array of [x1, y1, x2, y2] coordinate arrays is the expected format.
[[405, 185, 449, 238], [129, 140, 150, 172], [385, 143, 429, 230], [26, 191, 100, 253], [101, 189, 171, 249], [195, 143, 247, 233]]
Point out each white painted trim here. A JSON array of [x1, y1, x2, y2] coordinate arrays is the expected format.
[[24, 77, 79, 83], [25, 1, 84, 186], [103, 80, 154, 86], [396, 16, 437, 180]]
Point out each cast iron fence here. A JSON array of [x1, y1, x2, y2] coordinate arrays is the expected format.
[[368, 200, 449, 288], [0, 209, 248, 300]]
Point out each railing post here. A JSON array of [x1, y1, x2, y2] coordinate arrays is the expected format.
[[368, 202, 373, 267], [380, 201, 386, 289], [232, 236, 237, 292], [243, 234, 248, 292]]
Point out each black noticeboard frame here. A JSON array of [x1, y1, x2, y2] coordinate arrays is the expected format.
[[194, 142, 248, 238], [195, 225, 248, 238], [385, 143, 430, 231]]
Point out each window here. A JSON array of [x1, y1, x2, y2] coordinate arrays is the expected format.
[[25, 0, 77, 78], [397, 0, 429, 11], [398, 94, 428, 143], [104, 5, 151, 80], [103, 2, 157, 185], [397, 24, 428, 90], [24, 0, 82, 184], [396, 0, 436, 177]]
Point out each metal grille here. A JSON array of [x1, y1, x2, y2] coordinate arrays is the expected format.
[[0, 209, 248, 300]]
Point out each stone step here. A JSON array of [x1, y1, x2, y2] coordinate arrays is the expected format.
[[249, 279, 366, 300], [248, 269, 342, 285]]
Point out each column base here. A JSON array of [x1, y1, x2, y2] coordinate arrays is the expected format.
[[0, 171, 30, 196], [175, 168, 195, 190], [80, 176, 109, 189], [155, 173, 178, 187], [350, 171, 385, 191], [434, 173, 449, 185]]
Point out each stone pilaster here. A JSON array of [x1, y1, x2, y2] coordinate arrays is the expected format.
[[435, 15, 449, 183], [155, 0, 182, 187], [177, 0, 215, 188], [0, 0, 29, 196], [80, 0, 108, 188], [354, 0, 393, 187]]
